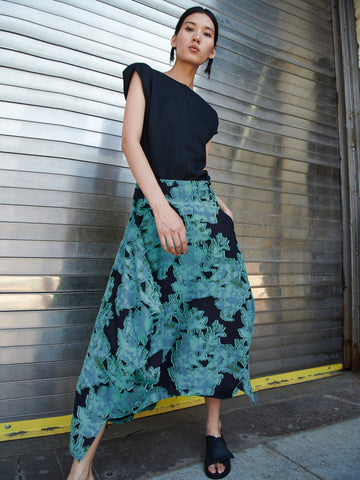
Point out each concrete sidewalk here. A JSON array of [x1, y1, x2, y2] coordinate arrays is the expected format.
[[151, 417, 360, 480], [1, 371, 360, 480]]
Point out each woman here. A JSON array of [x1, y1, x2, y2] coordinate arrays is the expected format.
[[67, 6, 254, 480]]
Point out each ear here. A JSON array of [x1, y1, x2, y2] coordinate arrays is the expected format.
[[208, 46, 216, 60], [171, 34, 177, 48]]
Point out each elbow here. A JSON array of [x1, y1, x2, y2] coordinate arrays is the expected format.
[[121, 135, 128, 155], [121, 134, 139, 157]]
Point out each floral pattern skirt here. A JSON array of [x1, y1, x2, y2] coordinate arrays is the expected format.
[[70, 179, 255, 462]]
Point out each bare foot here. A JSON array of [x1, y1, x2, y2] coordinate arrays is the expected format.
[[205, 420, 227, 475], [208, 461, 226, 475]]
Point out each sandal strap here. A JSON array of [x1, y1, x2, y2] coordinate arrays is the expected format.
[[205, 435, 234, 466]]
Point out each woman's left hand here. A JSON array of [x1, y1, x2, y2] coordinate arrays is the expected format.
[[217, 196, 234, 220], [221, 205, 234, 220]]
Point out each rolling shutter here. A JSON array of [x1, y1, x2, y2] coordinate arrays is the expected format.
[[0, 0, 342, 421]]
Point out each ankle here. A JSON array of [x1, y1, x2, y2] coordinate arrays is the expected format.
[[67, 462, 93, 480], [67, 473, 93, 480], [205, 419, 222, 437]]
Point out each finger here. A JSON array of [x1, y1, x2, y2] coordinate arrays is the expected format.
[[170, 232, 182, 256], [165, 235, 178, 256], [159, 234, 171, 254], [179, 229, 187, 255]]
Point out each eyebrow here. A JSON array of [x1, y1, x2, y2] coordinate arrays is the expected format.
[[184, 20, 214, 32]]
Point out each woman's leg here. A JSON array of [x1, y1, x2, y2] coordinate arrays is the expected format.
[[66, 424, 106, 480], [205, 397, 226, 475]]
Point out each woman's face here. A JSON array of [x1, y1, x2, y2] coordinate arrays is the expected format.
[[171, 12, 216, 67]]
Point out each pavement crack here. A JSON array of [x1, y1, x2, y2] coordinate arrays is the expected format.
[[54, 450, 65, 480], [265, 443, 324, 480], [324, 394, 360, 407]]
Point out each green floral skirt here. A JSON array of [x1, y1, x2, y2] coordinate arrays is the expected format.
[[70, 179, 255, 462]]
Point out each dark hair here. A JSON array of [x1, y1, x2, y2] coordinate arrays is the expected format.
[[170, 6, 218, 78]]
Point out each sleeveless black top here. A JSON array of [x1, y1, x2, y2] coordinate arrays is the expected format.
[[123, 63, 218, 181]]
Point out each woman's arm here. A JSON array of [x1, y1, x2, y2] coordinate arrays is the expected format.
[[205, 139, 234, 220], [121, 71, 187, 256]]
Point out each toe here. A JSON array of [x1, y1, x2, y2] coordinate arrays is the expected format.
[[208, 463, 217, 474], [208, 462, 226, 475]]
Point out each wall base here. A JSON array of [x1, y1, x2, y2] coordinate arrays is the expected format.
[[0, 363, 343, 442]]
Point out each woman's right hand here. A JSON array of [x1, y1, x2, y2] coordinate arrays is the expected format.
[[153, 203, 187, 256]]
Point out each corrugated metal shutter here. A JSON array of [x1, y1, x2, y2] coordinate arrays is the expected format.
[[356, 0, 360, 65], [0, 0, 343, 421]]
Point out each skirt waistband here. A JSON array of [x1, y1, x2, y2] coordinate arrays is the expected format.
[[132, 178, 219, 223], [134, 178, 214, 201]]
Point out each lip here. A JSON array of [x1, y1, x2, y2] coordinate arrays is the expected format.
[[189, 44, 200, 53]]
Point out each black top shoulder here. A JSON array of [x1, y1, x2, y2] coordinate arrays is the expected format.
[[122, 63, 218, 180], [123, 63, 152, 102]]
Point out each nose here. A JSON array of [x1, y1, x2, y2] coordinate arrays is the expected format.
[[192, 30, 200, 43]]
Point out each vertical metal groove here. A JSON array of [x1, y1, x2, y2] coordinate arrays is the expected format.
[[336, 0, 360, 371]]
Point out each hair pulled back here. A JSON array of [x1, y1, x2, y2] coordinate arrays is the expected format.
[[170, 6, 218, 78]]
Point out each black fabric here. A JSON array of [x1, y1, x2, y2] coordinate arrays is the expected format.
[[123, 62, 218, 181], [205, 435, 234, 464], [204, 435, 234, 479]]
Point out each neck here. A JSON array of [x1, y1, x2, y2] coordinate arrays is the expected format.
[[164, 60, 198, 90]]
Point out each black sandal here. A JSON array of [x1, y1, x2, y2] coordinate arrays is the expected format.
[[204, 435, 234, 479]]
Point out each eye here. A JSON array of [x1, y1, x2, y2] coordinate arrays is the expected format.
[[185, 26, 194, 32], [204, 32, 212, 37]]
